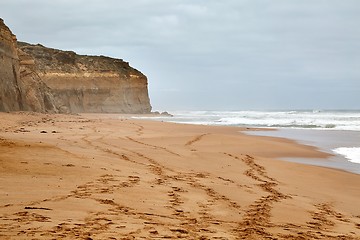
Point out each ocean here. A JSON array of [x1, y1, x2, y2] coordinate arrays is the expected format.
[[134, 110, 360, 174]]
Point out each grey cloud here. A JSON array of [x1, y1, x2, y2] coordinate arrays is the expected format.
[[1, 0, 359, 110]]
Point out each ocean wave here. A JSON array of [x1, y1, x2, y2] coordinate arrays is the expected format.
[[333, 147, 360, 164], [144, 110, 360, 131]]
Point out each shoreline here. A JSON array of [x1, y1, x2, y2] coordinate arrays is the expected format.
[[130, 112, 360, 175], [244, 128, 360, 175], [1, 112, 360, 239]]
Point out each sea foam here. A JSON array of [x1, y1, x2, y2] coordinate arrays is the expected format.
[[152, 110, 360, 131], [333, 147, 360, 164]]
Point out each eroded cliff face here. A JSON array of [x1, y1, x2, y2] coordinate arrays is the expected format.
[[0, 18, 152, 114], [17, 48, 59, 112], [18, 42, 152, 113], [0, 18, 23, 111], [1, 19, 57, 113]]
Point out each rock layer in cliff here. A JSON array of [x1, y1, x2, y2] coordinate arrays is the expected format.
[[18, 42, 152, 114]]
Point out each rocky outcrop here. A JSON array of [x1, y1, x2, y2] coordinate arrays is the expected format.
[[0, 18, 152, 114], [18, 43, 151, 114]]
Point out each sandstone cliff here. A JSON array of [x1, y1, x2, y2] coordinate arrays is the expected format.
[[18, 43, 151, 114], [0, 18, 23, 111], [0, 18, 152, 114], [17, 48, 59, 112], [0, 18, 58, 113]]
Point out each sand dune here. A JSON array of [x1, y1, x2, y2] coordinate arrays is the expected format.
[[0, 112, 359, 239]]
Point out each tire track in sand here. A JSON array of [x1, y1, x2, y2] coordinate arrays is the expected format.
[[130, 122, 144, 136], [224, 153, 290, 239], [125, 136, 181, 157], [115, 146, 243, 238], [224, 153, 359, 239], [185, 133, 209, 146]]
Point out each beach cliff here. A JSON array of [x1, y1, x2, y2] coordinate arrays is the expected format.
[[0, 18, 24, 112], [0, 18, 151, 113]]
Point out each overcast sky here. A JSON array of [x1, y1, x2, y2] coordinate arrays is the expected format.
[[2, 0, 360, 110]]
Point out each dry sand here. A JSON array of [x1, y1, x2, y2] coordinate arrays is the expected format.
[[0, 112, 359, 239]]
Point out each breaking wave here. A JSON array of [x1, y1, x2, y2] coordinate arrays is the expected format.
[[155, 110, 360, 131]]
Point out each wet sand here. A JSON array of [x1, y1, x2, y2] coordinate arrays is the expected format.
[[0, 112, 360, 239], [245, 129, 360, 174]]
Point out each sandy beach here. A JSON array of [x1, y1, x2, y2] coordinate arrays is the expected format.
[[1, 112, 360, 239]]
